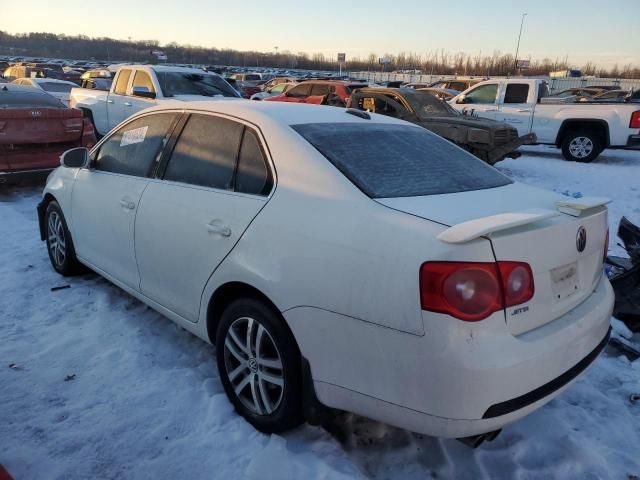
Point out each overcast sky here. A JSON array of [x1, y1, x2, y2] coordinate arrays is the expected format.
[[3, 0, 638, 68]]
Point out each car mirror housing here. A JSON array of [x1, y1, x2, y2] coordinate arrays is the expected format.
[[456, 94, 467, 104], [132, 86, 156, 99], [60, 147, 89, 168]]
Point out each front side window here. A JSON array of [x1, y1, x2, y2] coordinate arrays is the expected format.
[[114, 69, 132, 95], [286, 84, 311, 98], [163, 114, 243, 189], [94, 113, 177, 177], [504, 84, 529, 104], [463, 84, 498, 104], [310, 84, 331, 96], [132, 71, 156, 94]]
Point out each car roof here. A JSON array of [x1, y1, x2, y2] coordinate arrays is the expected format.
[[139, 99, 405, 128]]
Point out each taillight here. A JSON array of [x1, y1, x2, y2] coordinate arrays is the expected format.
[[82, 118, 95, 148], [63, 118, 83, 130], [420, 261, 534, 322], [630, 111, 640, 129], [497, 262, 534, 307]]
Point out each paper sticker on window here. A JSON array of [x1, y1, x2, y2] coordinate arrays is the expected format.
[[120, 126, 148, 147]]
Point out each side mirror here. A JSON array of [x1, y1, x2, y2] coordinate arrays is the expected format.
[[60, 147, 89, 168], [132, 86, 156, 99], [456, 94, 467, 104]]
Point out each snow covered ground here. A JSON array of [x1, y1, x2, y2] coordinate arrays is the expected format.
[[1, 146, 639, 480]]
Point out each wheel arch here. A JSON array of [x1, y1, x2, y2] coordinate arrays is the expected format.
[[206, 281, 287, 345], [555, 119, 610, 147]]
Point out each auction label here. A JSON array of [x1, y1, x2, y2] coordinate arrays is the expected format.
[[120, 126, 148, 147]]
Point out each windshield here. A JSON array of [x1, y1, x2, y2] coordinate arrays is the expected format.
[[39, 82, 73, 93], [0, 91, 66, 108], [402, 90, 459, 117], [156, 71, 240, 98], [293, 123, 512, 198]]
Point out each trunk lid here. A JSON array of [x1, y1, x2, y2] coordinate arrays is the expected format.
[[378, 183, 608, 335], [0, 107, 84, 145]]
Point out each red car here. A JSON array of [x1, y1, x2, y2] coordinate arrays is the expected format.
[[0, 85, 96, 183], [264, 80, 367, 107]]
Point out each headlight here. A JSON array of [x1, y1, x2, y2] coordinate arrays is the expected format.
[[467, 128, 491, 144]]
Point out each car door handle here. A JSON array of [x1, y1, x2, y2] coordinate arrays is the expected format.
[[517, 109, 531, 112], [107, 99, 114, 104], [483, 108, 498, 112], [119, 199, 136, 210], [124, 102, 132, 106], [206, 221, 231, 237]]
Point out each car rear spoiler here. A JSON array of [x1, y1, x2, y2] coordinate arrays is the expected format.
[[554, 196, 611, 217], [437, 209, 560, 244]]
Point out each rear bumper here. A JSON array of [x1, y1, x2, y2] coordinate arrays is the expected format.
[[625, 134, 640, 149], [289, 274, 614, 438]]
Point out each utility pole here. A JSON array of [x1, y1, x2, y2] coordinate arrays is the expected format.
[[513, 13, 527, 74]]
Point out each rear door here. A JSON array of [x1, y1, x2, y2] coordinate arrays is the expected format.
[[305, 83, 331, 104], [72, 112, 178, 289], [134, 113, 273, 321], [495, 83, 535, 136], [107, 69, 133, 129]]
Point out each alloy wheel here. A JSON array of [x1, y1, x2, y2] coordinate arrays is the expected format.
[[223, 316, 284, 415], [568, 136, 594, 159], [48, 211, 66, 268]]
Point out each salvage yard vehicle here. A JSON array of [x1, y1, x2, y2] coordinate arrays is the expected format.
[[450, 79, 640, 162], [0, 85, 96, 183], [11, 77, 78, 106], [264, 80, 367, 107], [250, 82, 296, 100], [349, 87, 534, 164], [69, 65, 240, 136], [38, 101, 613, 446]]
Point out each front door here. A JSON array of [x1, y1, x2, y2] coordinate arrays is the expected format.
[[454, 82, 500, 121], [135, 114, 273, 322], [71, 112, 178, 289], [495, 83, 534, 136]]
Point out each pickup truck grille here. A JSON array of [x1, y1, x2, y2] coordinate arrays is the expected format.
[[494, 128, 519, 145]]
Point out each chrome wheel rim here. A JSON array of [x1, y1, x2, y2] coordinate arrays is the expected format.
[[47, 211, 66, 267], [569, 136, 594, 158], [223, 316, 284, 415]]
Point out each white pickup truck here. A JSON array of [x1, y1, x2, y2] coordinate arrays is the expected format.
[[449, 79, 640, 162], [69, 65, 240, 136]]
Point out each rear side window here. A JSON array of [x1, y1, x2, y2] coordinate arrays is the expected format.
[[95, 113, 177, 177], [504, 84, 529, 104], [236, 130, 272, 195], [292, 123, 512, 198], [114, 69, 131, 95], [310, 84, 331, 96], [164, 114, 243, 190]]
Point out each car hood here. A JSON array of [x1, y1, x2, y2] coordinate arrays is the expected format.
[[417, 114, 510, 131]]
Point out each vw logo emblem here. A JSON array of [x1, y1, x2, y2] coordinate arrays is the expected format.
[[576, 226, 587, 253]]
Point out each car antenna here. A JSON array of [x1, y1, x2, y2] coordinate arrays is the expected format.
[[345, 108, 370, 120]]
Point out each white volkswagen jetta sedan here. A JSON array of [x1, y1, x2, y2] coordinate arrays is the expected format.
[[38, 100, 613, 445]]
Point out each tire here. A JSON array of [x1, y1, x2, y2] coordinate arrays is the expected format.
[[561, 129, 603, 163], [216, 298, 304, 433], [45, 201, 85, 276]]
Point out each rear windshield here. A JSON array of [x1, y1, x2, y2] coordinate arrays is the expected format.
[[244, 74, 261, 81], [39, 82, 73, 93], [292, 123, 512, 198], [156, 71, 240, 98], [0, 91, 66, 108]]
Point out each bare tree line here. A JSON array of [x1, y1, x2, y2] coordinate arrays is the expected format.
[[1, 31, 638, 78]]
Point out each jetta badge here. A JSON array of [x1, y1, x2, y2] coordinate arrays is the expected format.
[[576, 226, 587, 253]]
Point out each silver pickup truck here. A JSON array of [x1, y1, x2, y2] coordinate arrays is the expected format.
[[70, 65, 240, 136]]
